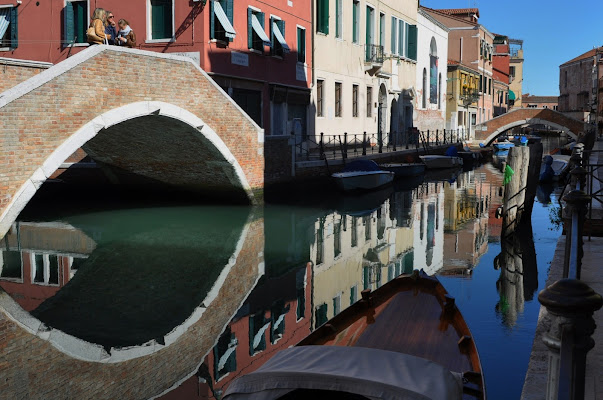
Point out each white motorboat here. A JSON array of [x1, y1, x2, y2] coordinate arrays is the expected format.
[[332, 170, 395, 191], [419, 155, 464, 169]]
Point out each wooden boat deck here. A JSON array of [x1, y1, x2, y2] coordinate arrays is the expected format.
[[299, 272, 485, 399]]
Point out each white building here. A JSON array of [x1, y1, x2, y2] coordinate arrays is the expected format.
[[414, 8, 449, 133]]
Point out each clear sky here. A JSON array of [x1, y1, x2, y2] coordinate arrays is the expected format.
[[420, 0, 603, 96]]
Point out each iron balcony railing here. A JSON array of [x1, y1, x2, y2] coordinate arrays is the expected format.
[[365, 44, 384, 64]]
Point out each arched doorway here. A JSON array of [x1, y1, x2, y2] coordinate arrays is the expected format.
[[390, 98, 398, 146], [429, 37, 438, 105], [378, 84, 388, 150]]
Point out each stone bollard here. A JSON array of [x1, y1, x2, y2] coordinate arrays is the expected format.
[[538, 279, 602, 400], [570, 166, 588, 192], [562, 190, 590, 279]]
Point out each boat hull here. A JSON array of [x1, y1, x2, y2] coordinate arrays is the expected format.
[[492, 142, 515, 151], [332, 171, 395, 191], [380, 163, 426, 177], [419, 155, 464, 169]]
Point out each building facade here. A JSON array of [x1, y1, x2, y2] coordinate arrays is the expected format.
[[523, 94, 558, 110], [414, 7, 448, 133], [508, 38, 524, 109], [492, 35, 510, 117], [0, 0, 311, 137], [446, 62, 480, 139], [558, 46, 602, 126], [312, 0, 419, 146]]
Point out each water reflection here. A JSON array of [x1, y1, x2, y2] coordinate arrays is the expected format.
[[0, 164, 548, 399]]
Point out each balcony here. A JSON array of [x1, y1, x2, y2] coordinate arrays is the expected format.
[[460, 87, 480, 106], [365, 44, 384, 65]]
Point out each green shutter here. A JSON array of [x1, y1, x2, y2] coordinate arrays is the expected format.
[[390, 17, 395, 55], [297, 27, 305, 62], [209, 0, 215, 39], [9, 6, 18, 48], [270, 16, 274, 53], [322, 0, 329, 34], [407, 24, 417, 61], [74, 2, 86, 43], [279, 20, 285, 40], [365, 7, 370, 45], [352, 3, 357, 42], [335, 0, 340, 37], [63, 3, 75, 45], [247, 8, 252, 48], [225, 0, 234, 42], [151, 0, 172, 40]]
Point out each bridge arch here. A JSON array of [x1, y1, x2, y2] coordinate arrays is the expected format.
[[0, 46, 265, 239], [481, 118, 578, 146]]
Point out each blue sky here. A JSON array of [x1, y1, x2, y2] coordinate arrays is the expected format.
[[420, 0, 603, 95]]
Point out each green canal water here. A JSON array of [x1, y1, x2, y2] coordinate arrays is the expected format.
[[0, 161, 561, 400]]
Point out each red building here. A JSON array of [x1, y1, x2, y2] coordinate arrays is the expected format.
[[0, 0, 311, 136], [492, 34, 510, 117]]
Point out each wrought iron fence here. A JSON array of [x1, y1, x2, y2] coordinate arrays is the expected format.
[[292, 129, 466, 162]]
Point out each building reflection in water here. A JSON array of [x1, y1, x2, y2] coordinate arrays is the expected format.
[[0, 165, 543, 399]]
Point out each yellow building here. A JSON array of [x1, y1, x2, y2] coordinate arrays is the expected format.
[[509, 38, 524, 109], [446, 63, 481, 140]]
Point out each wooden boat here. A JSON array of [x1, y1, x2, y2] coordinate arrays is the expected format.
[[380, 162, 426, 178], [420, 155, 464, 169], [224, 271, 486, 400], [332, 160, 395, 192]]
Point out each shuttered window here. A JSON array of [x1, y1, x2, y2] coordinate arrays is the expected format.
[[390, 17, 396, 55], [150, 0, 173, 40], [366, 86, 372, 117], [406, 24, 417, 61], [352, 1, 359, 43], [63, 1, 87, 46], [210, 0, 235, 43], [317, 80, 324, 117], [335, 0, 342, 38], [352, 84, 358, 117], [0, 6, 18, 49], [335, 82, 342, 117], [297, 27, 306, 63], [316, 0, 329, 34], [248, 9, 270, 52]]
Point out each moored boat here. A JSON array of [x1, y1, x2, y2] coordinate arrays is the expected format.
[[492, 142, 515, 152], [224, 271, 486, 400], [380, 162, 426, 177], [420, 155, 464, 169], [332, 160, 395, 191], [539, 155, 569, 182]]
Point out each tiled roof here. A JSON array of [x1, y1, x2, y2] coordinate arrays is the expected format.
[[436, 8, 480, 18], [448, 59, 459, 65], [523, 95, 558, 104], [561, 47, 603, 66]]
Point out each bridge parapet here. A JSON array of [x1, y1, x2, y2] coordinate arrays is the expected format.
[[0, 46, 264, 238], [474, 108, 587, 146]]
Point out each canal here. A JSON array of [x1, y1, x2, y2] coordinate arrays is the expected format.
[[0, 159, 560, 399]]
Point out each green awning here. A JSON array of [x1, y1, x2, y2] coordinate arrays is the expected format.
[[509, 90, 516, 101]]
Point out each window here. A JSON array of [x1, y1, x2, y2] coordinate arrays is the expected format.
[[316, 0, 329, 34], [295, 268, 306, 320], [210, 0, 235, 43], [406, 24, 417, 61], [429, 37, 437, 104], [479, 76, 483, 93], [379, 13, 385, 47], [438, 73, 442, 109], [335, 0, 342, 38], [350, 285, 357, 304], [366, 86, 372, 117], [297, 27, 306, 63], [335, 82, 342, 117], [352, 84, 358, 117], [317, 79, 324, 117], [398, 20, 404, 56], [422, 68, 427, 108], [63, 1, 88, 45], [390, 17, 396, 55], [315, 304, 328, 328], [488, 78, 491, 95], [213, 328, 237, 381], [248, 8, 270, 52], [352, 1, 359, 43], [149, 0, 173, 41], [554, 105, 558, 111], [333, 295, 341, 316], [510, 66, 516, 77], [0, 251, 22, 281], [365, 6, 374, 46], [0, 6, 18, 49], [270, 17, 289, 57]]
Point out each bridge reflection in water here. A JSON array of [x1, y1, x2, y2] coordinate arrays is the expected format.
[[0, 164, 559, 400]]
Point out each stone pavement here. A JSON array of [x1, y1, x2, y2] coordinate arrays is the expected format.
[[522, 137, 603, 399]]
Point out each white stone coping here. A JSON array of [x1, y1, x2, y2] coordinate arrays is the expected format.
[[0, 212, 264, 363]]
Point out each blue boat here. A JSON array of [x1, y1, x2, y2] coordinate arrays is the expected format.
[[492, 142, 515, 152]]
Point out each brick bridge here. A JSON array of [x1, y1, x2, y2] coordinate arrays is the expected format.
[[0, 46, 264, 238], [475, 108, 587, 145]]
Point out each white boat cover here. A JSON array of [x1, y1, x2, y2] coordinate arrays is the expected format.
[[223, 346, 463, 400]]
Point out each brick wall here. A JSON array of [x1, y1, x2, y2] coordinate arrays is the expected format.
[[0, 47, 265, 236], [0, 216, 264, 400], [264, 136, 292, 184], [0, 61, 50, 93]]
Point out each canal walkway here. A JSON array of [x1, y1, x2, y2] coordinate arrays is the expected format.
[[521, 139, 603, 400]]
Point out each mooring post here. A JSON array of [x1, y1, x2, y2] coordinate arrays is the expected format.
[[522, 143, 543, 224], [538, 279, 602, 400], [502, 146, 530, 235], [319, 132, 325, 159], [362, 132, 367, 156], [562, 190, 590, 280]]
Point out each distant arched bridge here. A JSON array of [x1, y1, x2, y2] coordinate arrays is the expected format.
[[475, 108, 587, 145], [0, 46, 264, 238]]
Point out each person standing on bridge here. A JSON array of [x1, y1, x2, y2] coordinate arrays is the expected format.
[[116, 19, 136, 48], [104, 11, 118, 45], [87, 8, 110, 45]]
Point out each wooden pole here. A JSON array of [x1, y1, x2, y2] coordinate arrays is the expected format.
[[521, 142, 544, 224], [503, 146, 530, 235]]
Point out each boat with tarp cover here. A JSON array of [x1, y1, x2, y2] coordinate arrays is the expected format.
[[223, 271, 486, 400]]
